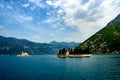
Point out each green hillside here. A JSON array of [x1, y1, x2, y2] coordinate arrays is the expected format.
[[77, 14, 120, 54]]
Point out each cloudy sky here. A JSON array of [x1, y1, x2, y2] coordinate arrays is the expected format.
[[0, 0, 120, 43]]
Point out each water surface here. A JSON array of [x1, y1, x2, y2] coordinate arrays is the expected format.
[[0, 54, 120, 80]]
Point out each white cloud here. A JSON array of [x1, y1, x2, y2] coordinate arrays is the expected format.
[[28, 0, 46, 8], [1, 0, 120, 43], [41, 18, 56, 23], [52, 0, 120, 42], [46, 0, 53, 5], [51, 24, 58, 28], [15, 15, 33, 23], [6, 5, 13, 9], [46, 0, 63, 8], [30, 6, 36, 10], [30, 34, 43, 42], [22, 3, 30, 8], [40, 17, 60, 28], [45, 0, 120, 42], [57, 9, 64, 15], [9, 0, 120, 42], [59, 27, 65, 31]]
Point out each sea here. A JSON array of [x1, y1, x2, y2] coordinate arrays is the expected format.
[[0, 54, 120, 80]]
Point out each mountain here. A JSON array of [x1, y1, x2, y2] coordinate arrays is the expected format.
[[0, 36, 79, 55], [77, 14, 120, 54], [0, 36, 57, 55], [49, 41, 79, 49]]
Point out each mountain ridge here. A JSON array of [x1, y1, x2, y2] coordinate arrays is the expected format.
[[0, 35, 79, 55], [77, 14, 120, 54]]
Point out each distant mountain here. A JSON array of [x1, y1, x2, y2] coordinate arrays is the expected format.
[[0, 36, 79, 55], [49, 41, 79, 49], [77, 14, 120, 54]]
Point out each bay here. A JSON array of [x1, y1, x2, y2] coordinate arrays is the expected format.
[[0, 54, 120, 80]]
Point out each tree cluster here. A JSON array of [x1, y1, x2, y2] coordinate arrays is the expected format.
[[58, 47, 91, 55], [58, 48, 67, 55]]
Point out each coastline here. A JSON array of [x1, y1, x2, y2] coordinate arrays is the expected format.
[[57, 54, 91, 58]]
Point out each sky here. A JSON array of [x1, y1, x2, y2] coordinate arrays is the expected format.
[[0, 0, 120, 43]]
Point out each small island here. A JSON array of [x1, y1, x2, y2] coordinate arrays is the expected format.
[[17, 51, 29, 57], [57, 48, 91, 58]]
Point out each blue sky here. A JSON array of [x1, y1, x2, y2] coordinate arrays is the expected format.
[[0, 0, 120, 43]]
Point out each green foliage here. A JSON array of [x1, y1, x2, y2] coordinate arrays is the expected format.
[[58, 47, 91, 55], [77, 14, 120, 54]]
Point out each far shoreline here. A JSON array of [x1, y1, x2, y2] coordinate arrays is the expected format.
[[0, 53, 120, 56]]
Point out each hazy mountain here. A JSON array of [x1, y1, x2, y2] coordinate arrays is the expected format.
[[77, 14, 120, 54], [0, 36, 79, 55], [49, 41, 79, 49]]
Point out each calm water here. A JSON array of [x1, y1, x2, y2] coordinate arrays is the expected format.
[[0, 54, 120, 80]]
